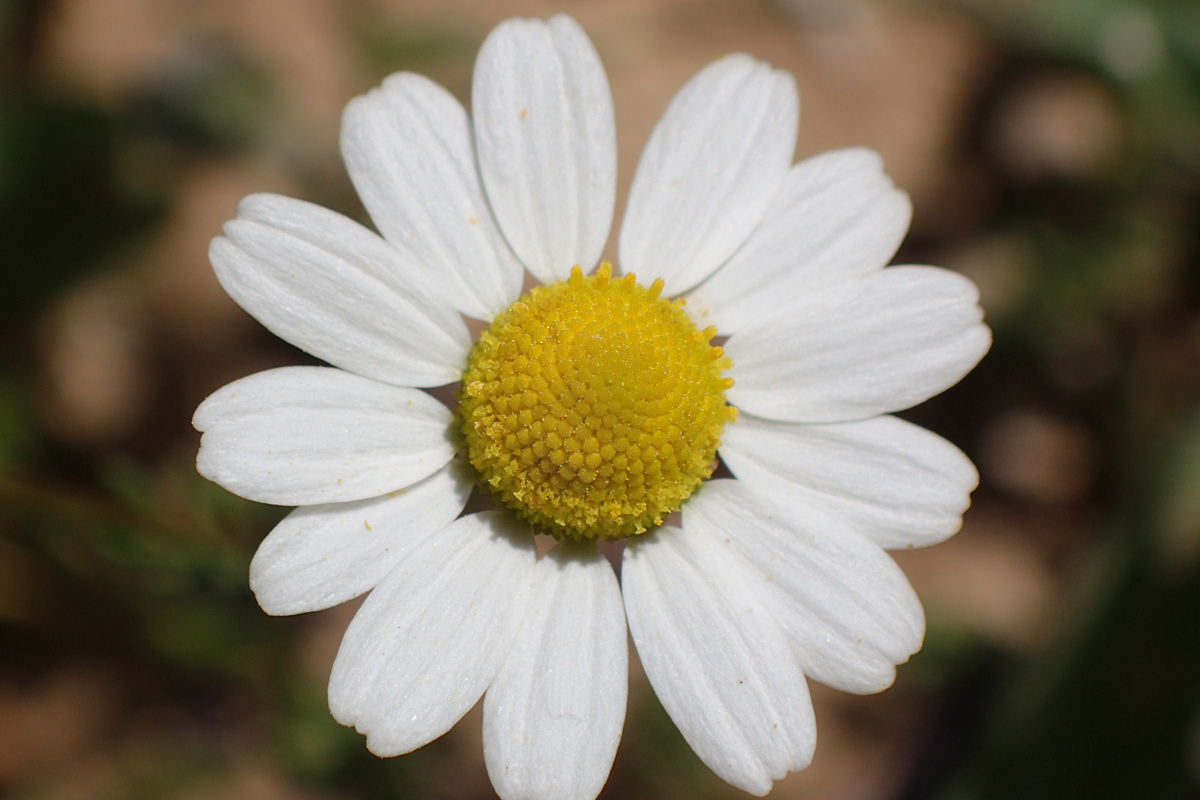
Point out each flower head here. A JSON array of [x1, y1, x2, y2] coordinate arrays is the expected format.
[[195, 14, 989, 800]]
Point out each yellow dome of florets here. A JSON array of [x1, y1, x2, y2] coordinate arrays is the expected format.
[[459, 262, 736, 540]]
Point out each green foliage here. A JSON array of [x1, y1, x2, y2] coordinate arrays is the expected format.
[[127, 51, 276, 153], [356, 24, 474, 76], [0, 97, 163, 320]]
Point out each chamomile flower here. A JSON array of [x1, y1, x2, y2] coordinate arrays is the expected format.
[[194, 13, 990, 800]]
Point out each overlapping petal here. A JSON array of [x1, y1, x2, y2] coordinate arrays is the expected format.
[[473, 14, 616, 284], [211, 194, 470, 386], [683, 480, 926, 694], [194, 366, 456, 505], [685, 148, 911, 333], [727, 266, 991, 423], [249, 461, 473, 615], [341, 73, 524, 320], [623, 525, 815, 796], [329, 511, 537, 757], [720, 414, 978, 549], [484, 542, 627, 800], [619, 54, 799, 296]]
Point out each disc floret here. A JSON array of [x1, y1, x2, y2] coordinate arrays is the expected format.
[[459, 263, 736, 540]]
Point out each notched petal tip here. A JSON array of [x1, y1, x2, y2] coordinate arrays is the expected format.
[[191, 379, 234, 433], [484, 14, 547, 44], [547, 11, 587, 35], [230, 192, 298, 226], [363, 730, 416, 759]]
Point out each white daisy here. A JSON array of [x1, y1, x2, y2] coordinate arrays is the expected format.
[[194, 14, 990, 800]]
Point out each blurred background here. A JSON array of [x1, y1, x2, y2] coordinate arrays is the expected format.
[[2, 0, 1200, 798]]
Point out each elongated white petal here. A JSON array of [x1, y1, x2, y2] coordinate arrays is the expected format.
[[683, 480, 925, 694], [727, 266, 991, 423], [341, 73, 523, 320], [329, 511, 536, 756], [473, 14, 616, 283], [194, 366, 455, 505], [249, 461, 473, 615], [619, 54, 798, 297], [720, 415, 978, 549], [623, 526, 815, 795], [686, 149, 911, 333], [212, 194, 470, 386], [484, 542, 627, 800]]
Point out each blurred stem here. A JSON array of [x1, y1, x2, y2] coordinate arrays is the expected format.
[[0, 472, 225, 544]]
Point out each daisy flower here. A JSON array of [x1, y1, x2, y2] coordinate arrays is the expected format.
[[194, 13, 990, 800]]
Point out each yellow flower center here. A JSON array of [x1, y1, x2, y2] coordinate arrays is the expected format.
[[459, 262, 736, 540]]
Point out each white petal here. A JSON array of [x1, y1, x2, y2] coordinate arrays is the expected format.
[[484, 542, 627, 800], [720, 415, 978, 549], [341, 73, 524, 320], [619, 54, 798, 297], [473, 14, 616, 284], [685, 148, 911, 333], [328, 511, 536, 756], [683, 480, 925, 694], [622, 526, 815, 795], [194, 366, 455, 505], [249, 461, 473, 615], [211, 194, 470, 386], [727, 266, 991, 423]]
